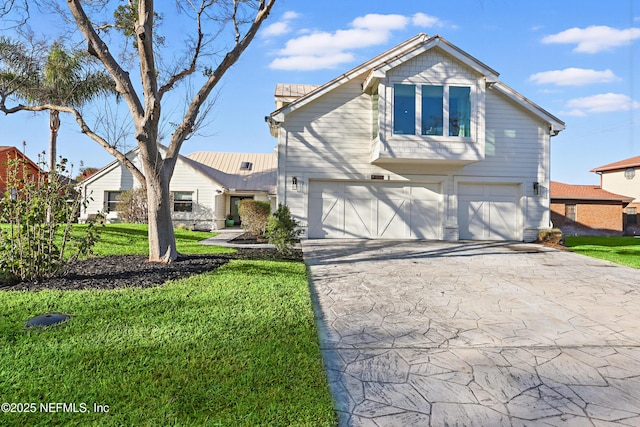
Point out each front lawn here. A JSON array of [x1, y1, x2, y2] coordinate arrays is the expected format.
[[565, 236, 640, 269], [80, 223, 236, 256], [0, 224, 335, 426]]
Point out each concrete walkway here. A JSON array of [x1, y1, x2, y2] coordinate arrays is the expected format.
[[199, 229, 276, 248], [302, 240, 640, 426]]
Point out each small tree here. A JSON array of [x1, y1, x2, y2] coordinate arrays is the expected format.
[[0, 154, 102, 282], [238, 199, 271, 237], [116, 187, 148, 223], [266, 204, 302, 256]]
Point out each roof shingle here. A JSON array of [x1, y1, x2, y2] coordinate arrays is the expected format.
[[550, 181, 633, 201], [590, 155, 640, 173]]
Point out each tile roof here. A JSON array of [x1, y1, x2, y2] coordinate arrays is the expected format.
[[550, 181, 633, 201], [185, 152, 276, 194], [590, 155, 640, 173]]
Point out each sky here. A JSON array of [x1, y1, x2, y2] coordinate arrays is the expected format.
[[1, 0, 639, 185]]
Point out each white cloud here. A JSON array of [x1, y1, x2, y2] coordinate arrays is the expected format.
[[262, 10, 300, 38], [352, 13, 409, 31], [542, 25, 640, 53], [562, 93, 640, 116], [529, 68, 620, 86], [282, 11, 300, 20], [269, 12, 446, 71], [412, 13, 444, 28], [270, 53, 355, 71], [263, 21, 290, 37]]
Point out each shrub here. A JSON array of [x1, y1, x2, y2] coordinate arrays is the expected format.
[[238, 200, 271, 237], [0, 154, 102, 282], [537, 228, 563, 245], [116, 187, 148, 223], [266, 204, 302, 255]]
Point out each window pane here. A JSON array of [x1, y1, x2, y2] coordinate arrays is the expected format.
[[372, 91, 379, 139], [107, 191, 121, 212], [393, 84, 415, 135], [449, 86, 471, 137], [173, 192, 193, 212], [174, 192, 192, 201], [421, 85, 443, 135]]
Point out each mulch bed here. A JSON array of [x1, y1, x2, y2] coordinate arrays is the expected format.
[[0, 247, 302, 292]]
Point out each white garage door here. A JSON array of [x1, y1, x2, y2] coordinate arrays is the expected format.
[[308, 181, 442, 239], [458, 183, 521, 241]]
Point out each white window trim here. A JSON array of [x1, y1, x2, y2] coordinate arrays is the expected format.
[[388, 80, 478, 143], [172, 191, 194, 213]]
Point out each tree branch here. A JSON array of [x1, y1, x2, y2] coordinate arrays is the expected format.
[[66, 0, 144, 121], [165, 0, 275, 163], [137, 0, 159, 126], [158, 0, 206, 98], [0, 101, 146, 185]]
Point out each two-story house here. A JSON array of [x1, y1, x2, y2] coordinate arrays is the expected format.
[[591, 155, 640, 233], [266, 34, 565, 241], [0, 146, 44, 196]]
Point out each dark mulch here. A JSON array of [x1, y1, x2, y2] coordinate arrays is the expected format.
[[0, 247, 303, 292]]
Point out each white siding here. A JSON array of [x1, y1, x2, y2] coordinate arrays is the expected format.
[[277, 48, 552, 242], [80, 155, 222, 230], [81, 163, 136, 219]]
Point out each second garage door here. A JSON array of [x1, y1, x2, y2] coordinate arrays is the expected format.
[[458, 183, 521, 241], [308, 181, 443, 239]]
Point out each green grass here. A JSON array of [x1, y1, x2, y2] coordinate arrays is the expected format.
[[565, 236, 640, 269], [82, 223, 236, 256], [0, 224, 335, 426]]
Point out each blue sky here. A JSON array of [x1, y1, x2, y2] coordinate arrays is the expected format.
[[2, 0, 639, 184]]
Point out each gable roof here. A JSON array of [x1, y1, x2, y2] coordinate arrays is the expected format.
[[186, 152, 276, 194], [550, 181, 633, 202], [0, 146, 44, 173], [590, 155, 640, 173], [267, 33, 565, 133], [77, 145, 219, 189], [79, 149, 276, 194]]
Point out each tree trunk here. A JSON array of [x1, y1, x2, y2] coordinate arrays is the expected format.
[[49, 110, 60, 170], [145, 167, 178, 262]]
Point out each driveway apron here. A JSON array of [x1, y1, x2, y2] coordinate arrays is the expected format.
[[302, 240, 640, 426]]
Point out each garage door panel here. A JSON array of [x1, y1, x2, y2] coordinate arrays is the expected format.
[[308, 181, 442, 239], [490, 201, 518, 240], [345, 198, 374, 238], [459, 200, 486, 239], [411, 200, 441, 239], [377, 198, 407, 238], [458, 183, 520, 241], [308, 195, 341, 238]]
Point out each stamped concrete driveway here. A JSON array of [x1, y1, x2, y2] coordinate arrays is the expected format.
[[302, 240, 640, 427]]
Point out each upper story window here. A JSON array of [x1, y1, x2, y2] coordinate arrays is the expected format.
[[625, 168, 635, 180], [393, 83, 471, 137]]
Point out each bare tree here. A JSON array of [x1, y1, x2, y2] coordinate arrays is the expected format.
[[0, 0, 277, 262]]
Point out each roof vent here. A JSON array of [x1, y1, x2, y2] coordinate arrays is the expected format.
[[240, 161, 252, 171]]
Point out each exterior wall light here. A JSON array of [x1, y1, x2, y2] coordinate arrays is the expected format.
[[533, 182, 540, 196], [292, 176, 298, 190]]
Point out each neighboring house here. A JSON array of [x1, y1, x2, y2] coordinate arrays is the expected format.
[[266, 34, 565, 241], [0, 146, 43, 196], [591, 155, 640, 233], [77, 148, 276, 230], [550, 181, 633, 235]]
